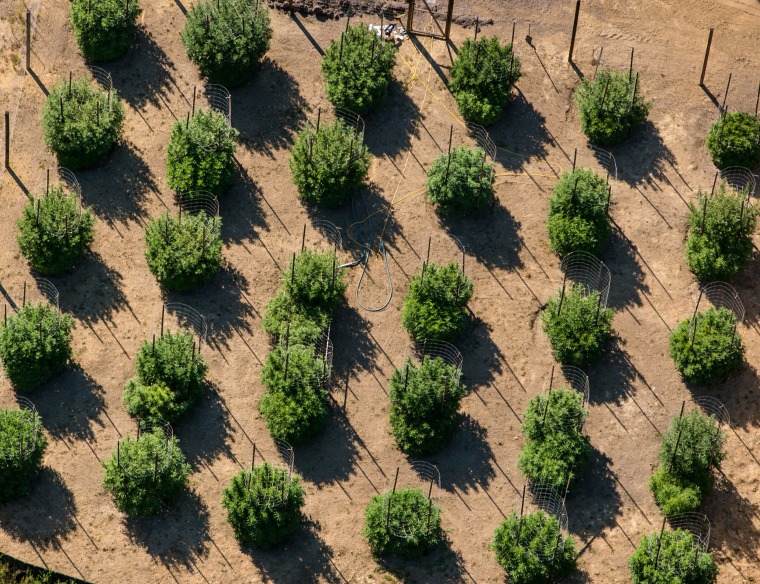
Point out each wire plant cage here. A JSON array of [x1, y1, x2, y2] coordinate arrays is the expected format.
[[276, 324, 334, 389], [159, 303, 208, 354], [298, 220, 345, 257], [185, 83, 234, 152], [519, 482, 571, 563], [32, 167, 86, 238], [248, 439, 296, 509], [89, 66, 113, 94], [384, 461, 441, 540], [306, 106, 366, 167], [559, 250, 612, 308], [667, 513, 711, 553], [177, 191, 220, 218], [3, 279, 62, 337], [541, 365, 591, 432], [688, 282, 744, 350], [691, 395, 730, 428], [407, 339, 464, 376], [119, 417, 177, 481], [466, 122, 497, 165], [717, 166, 756, 197], [647, 513, 711, 576], [0, 397, 45, 464], [420, 233, 468, 275]]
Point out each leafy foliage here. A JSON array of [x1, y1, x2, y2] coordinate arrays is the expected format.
[[450, 37, 521, 126], [166, 108, 238, 197], [144, 211, 224, 291], [181, 0, 272, 87], [259, 345, 328, 445], [685, 184, 757, 281], [518, 388, 591, 490], [542, 284, 614, 366], [706, 111, 760, 169], [321, 23, 397, 115], [389, 357, 466, 456], [629, 529, 718, 584], [363, 488, 443, 558], [401, 262, 473, 342], [547, 168, 611, 256], [426, 146, 495, 216], [69, 0, 141, 62], [491, 510, 577, 584], [0, 303, 73, 391], [42, 76, 125, 170], [261, 292, 331, 346], [0, 408, 47, 502], [123, 330, 208, 423], [575, 68, 650, 146], [17, 185, 95, 275], [222, 463, 305, 549], [669, 308, 743, 385], [649, 411, 726, 515], [102, 429, 190, 516], [290, 119, 370, 208]]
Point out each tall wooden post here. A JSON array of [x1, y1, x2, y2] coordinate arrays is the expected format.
[[4, 111, 9, 168], [443, 0, 455, 40], [699, 28, 714, 86], [568, 0, 581, 63], [26, 10, 31, 71]]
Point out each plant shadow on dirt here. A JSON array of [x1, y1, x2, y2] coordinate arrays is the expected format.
[[703, 365, 760, 436], [220, 157, 268, 244], [76, 140, 156, 228], [489, 89, 553, 174], [124, 488, 210, 574], [22, 365, 107, 444], [173, 384, 234, 470], [432, 413, 496, 493], [245, 519, 346, 582], [703, 473, 760, 564], [373, 535, 473, 583], [363, 79, 421, 158], [459, 316, 504, 390], [608, 120, 676, 188], [586, 340, 638, 407], [233, 58, 309, 158], [0, 468, 77, 551], [601, 226, 649, 311]]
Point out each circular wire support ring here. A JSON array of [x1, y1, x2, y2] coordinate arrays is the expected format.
[[525, 482, 570, 562], [420, 233, 468, 275], [694, 282, 744, 323], [719, 167, 756, 196], [691, 396, 730, 427], [160, 303, 208, 346], [313, 327, 334, 388], [560, 251, 611, 308], [249, 439, 295, 509], [204, 84, 232, 125], [307, 220, 344, 254], [89, 66, 113, 92], [136, 416, 174, 441], [16, 279, 62, 336], [1, 397, 44, 462], [666, 512, 711, 553], [557, 365, 591, 407], [177, 191, 219, 218], [466, 122, 497, 164], [385, 461, 441, 540], [408, 339, 463, 376], [33, 167, 85, 238], [333, 107, 365, 143], [588, 144, 619, 182]]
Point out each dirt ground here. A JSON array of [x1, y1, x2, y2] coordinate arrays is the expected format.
[[0, 0, 759, 582]]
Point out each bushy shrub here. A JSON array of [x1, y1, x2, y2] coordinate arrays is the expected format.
[[542, 284, 614, 366], [706, 111, 760, 169], [222, 463, 305, 549], [17, 185, 95, 276], [389, 357, 466, 456], [69, 0, 141, 62], [123, 330, 208, 423], [0, 408, 47, 502], [649, 410, 725, 516], [166, 108, 238, 197], [685, 184, 757, 281], [547, 168, 611, 257], [181, 0, 272, 87], [426, 146, 495, 216], [261, 292, 331, 346], [102, 429, 190, 516], [669, 307, 743, 385], [363, 488, 443, 558], [0, 303, 73, 391], [321, 24, 397, 115], [259, 345, 328, 445], [491, 510, 576, 584], [290, 119, 370, 208], [42, 76, 125, 170], [144, 211, 224, 291], [518, 388, 591, 490], [450, 36, 521, 126], [401, 262, 473, 342], [575, 68, 650, 146], [629, 529, 718, 584]]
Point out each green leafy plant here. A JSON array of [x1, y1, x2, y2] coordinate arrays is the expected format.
[[449, 36, 521, 126], [706, 111, 760, 169], [518, 388, 591, 490], [290, 119, 370, 208], [547, 168, 611, 256], [259, 345, 328, 445], [402, 262, 473, 342], [261, 292, 331, 346], [491, 510, 576, 584], [321, 23, 397, 115], [102, 429, 190, 516], [426, 146, 495, 216], [649, 410, 725, 516], [0, 408, 47, 502], [542, 284, 614, 366], [669, 307, 743, 385], [363, 488, 443, 558], [575, 68, 650, 146], [222, 463, 306, 549], [17, 185, 95, 276], [629, 529, 718, 584], [685, 184, 757, 281], [181, 0, 272, 87], [123, 330, 208, 423], [144, 211, 224, 291], [42, 76, 125, 170], [0, 303, 73, 391], [166, 108, 238, 197], [389, 357, 466, 456], [69, 0, 141, 62]]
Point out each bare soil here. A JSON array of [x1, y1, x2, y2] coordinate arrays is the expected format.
[[1, 0, 759, 582]]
